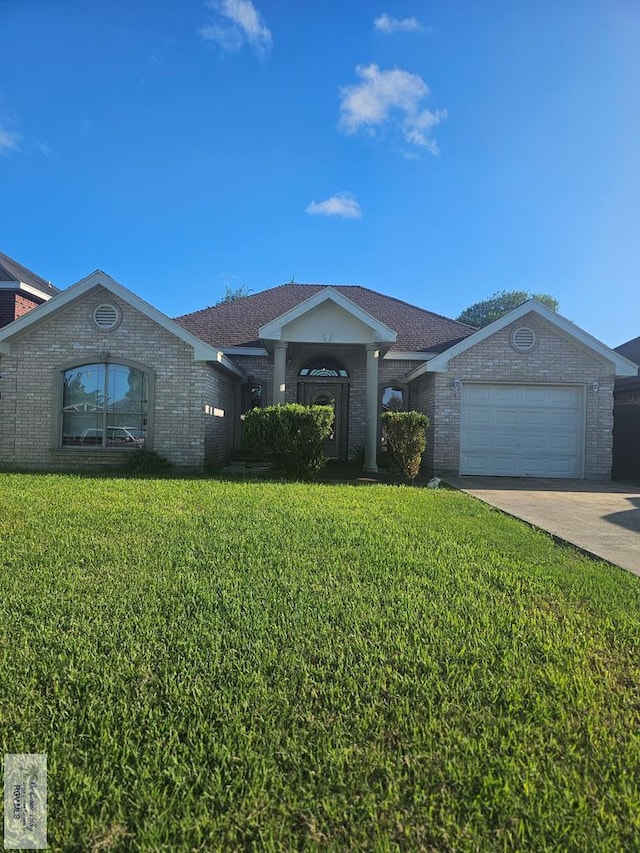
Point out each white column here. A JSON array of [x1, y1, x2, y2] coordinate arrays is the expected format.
[[272, 341, 288, 404], [364, 343, 379, 472]]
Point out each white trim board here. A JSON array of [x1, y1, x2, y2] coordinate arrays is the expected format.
[[0, 280, 54, 300], [383, 351, 436, 361], [221, 347, 270, 357]]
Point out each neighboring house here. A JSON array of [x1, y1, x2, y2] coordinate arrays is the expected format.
[[0, 251, 59, 326], [0, 253, 636, 478], [614, 336, 640, 404], [612, 336, 640, 480]]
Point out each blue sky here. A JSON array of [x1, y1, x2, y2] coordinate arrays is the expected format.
[[1, 0, 638, 346]]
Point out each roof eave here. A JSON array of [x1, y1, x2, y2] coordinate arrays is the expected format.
[[0, 270, 244, 376], [0, 280, 54, 301], [407, 300, 638, 380]]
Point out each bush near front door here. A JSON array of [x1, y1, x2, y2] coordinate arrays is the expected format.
[[243, 403, 334, 479], [381, 411, 430, 482]]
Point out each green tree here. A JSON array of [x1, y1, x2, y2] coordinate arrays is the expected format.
[[457, 290, 559, 328], [215, 284, 253, 306]]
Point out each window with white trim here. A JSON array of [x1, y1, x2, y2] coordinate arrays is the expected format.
[[61, 363, 148, 449]]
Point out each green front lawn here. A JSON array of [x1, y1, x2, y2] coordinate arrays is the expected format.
[[1, 474, 639, 850]]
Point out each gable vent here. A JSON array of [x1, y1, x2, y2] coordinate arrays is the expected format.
[[511, 326, 536, 352], [93, 303, 119, 331]]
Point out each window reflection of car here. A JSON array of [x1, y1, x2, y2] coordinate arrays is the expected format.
[[80, 427, 145, 447]]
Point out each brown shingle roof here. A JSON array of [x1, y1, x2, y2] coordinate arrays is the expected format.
[[615, 335, 640, 366], [0, 251, 59, 297], [174, 284, 476, 352]]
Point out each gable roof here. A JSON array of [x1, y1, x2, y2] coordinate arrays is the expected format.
[[0, 251, 59, 298], [175, 283, 475, 352], [408, 299, 639, 380], [0, 270, 243, 376]]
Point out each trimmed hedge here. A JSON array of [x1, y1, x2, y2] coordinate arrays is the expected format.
[[381, 410, 430, 481], [243, 404, 334, 479]]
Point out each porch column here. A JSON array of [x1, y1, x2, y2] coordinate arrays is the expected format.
[[272, 341, 288, 404], [364, 343, 379, 472]]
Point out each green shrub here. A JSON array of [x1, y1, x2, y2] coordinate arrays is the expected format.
[[242, 403, 334, 479], [381, 410, 429, 481], [123, 448, 168, 474]]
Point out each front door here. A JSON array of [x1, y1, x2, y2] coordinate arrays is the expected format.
[[299, 381, 349, 460]]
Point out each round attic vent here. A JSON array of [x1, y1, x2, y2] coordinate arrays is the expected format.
[[93, 303, 119, 331], [511, 326, 536, 352]]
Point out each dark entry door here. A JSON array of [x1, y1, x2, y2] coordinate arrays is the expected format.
[[299, 382, 349, 460]]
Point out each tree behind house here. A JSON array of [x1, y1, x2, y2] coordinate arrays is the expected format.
[[215, 284, 253, 306], [457, 290, 559, 328]]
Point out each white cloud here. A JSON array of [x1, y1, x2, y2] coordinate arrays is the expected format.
[[374, 13, 422, 34], [306, 193, 362, 219], [339, 64, 446, 152], [0, 122, 20, 155], [200, 0, 272, 55], [34, 141, 52, 159]]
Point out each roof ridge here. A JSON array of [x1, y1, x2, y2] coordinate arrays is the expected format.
[[334, 284, 478, 331], [176, 282, 475, 331], [175, 282, 303, 320]]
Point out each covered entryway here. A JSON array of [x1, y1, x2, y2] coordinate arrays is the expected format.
[[460, 383, 584, 478], [259, 287, 398, 471], [297, 358, 349, 460]]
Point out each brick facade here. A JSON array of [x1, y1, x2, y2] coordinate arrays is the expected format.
[[0, 287, 621, 478], [0, 291, 42, 328], [412, 312, 615, 479], [0, 286, 235, 469], [15, 293, 42, 319]]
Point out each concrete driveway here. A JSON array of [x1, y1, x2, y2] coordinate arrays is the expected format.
[[446, 477, 640, 576]]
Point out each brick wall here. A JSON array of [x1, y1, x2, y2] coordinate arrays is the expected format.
[[0, 292, 43, 329], [421, 312, 616, 479], [0, 285, 237, 470], [202, 363, 236, 466], [412, 373, 436, 474], [15, 294, 41, 319]]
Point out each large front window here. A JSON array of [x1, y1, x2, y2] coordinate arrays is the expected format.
[[61, 363, 148, 449]]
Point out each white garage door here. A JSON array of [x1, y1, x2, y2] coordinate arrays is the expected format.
[[460, 384, 584, 478]]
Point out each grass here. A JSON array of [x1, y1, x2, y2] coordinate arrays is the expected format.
[[1, 473, 639, 851]]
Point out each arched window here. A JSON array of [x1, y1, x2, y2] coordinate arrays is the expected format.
[[298, 357, 349, 378], [61, 362, 149, 449]]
